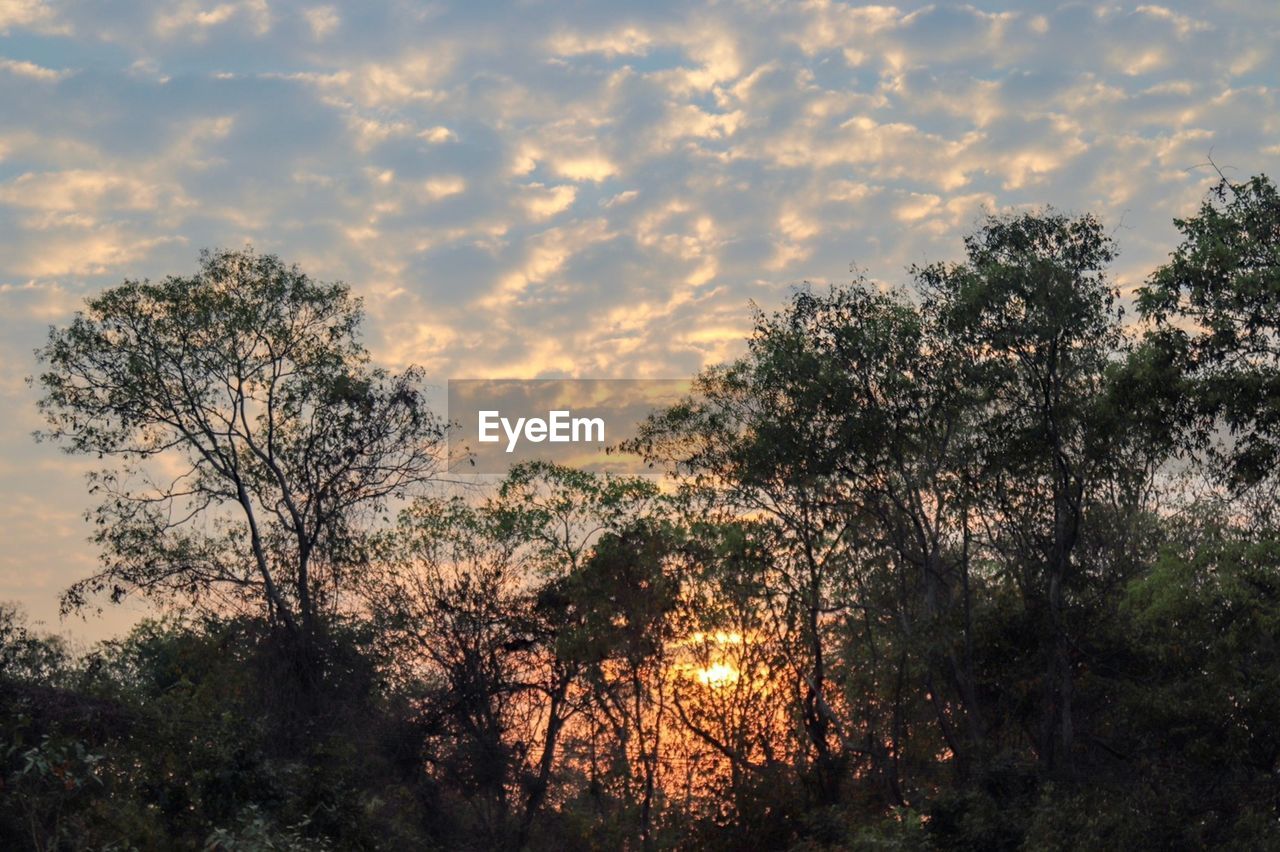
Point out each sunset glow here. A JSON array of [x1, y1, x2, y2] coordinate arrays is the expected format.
[[694, 662, 741, 688]]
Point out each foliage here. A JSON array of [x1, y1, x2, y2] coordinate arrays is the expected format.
[[1139, 174, 1280, 488], [32, 248, 445, 644], [14, 187, 1280, 850]]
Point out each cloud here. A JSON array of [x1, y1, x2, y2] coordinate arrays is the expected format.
[[1, 0, 1279, 639], [0, 56, 66, 80], [0, 0, 59, 33], [304, 5, 339, 40], [422, 175, 466, 201], [548, 25, 652, 58], [0, 170, 168, 212], [152, 0, 272, 39], [522, 183, 577, 220]]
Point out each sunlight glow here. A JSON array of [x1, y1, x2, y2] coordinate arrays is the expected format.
[[695, 662, 739, 688]]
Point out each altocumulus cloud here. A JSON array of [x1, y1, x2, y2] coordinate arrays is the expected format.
[[1, 0, 1279, 635]]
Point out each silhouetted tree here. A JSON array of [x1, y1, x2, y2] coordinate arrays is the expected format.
[[33, 248, 444, 667]]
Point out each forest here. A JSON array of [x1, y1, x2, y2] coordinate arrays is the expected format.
[[4, 173, 1280, 850]]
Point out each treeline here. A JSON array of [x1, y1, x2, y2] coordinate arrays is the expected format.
[[5, 175, 1280, 850]]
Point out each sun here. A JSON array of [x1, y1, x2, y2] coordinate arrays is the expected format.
[[695, 662, 740, 688]]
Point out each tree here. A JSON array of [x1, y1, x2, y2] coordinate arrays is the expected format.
[[32, 248, 445, 654], [370, 462, 669, 848], [916, 210, 1127, 775], [19, 187, 1280, 848], [1139, 173, 1280, 490], [368, 495, 525, 847], [490, 462, 665, 847], [629, 282, 979, 806]]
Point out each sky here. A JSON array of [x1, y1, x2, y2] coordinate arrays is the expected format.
[[1, 0, 1279, 642]]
